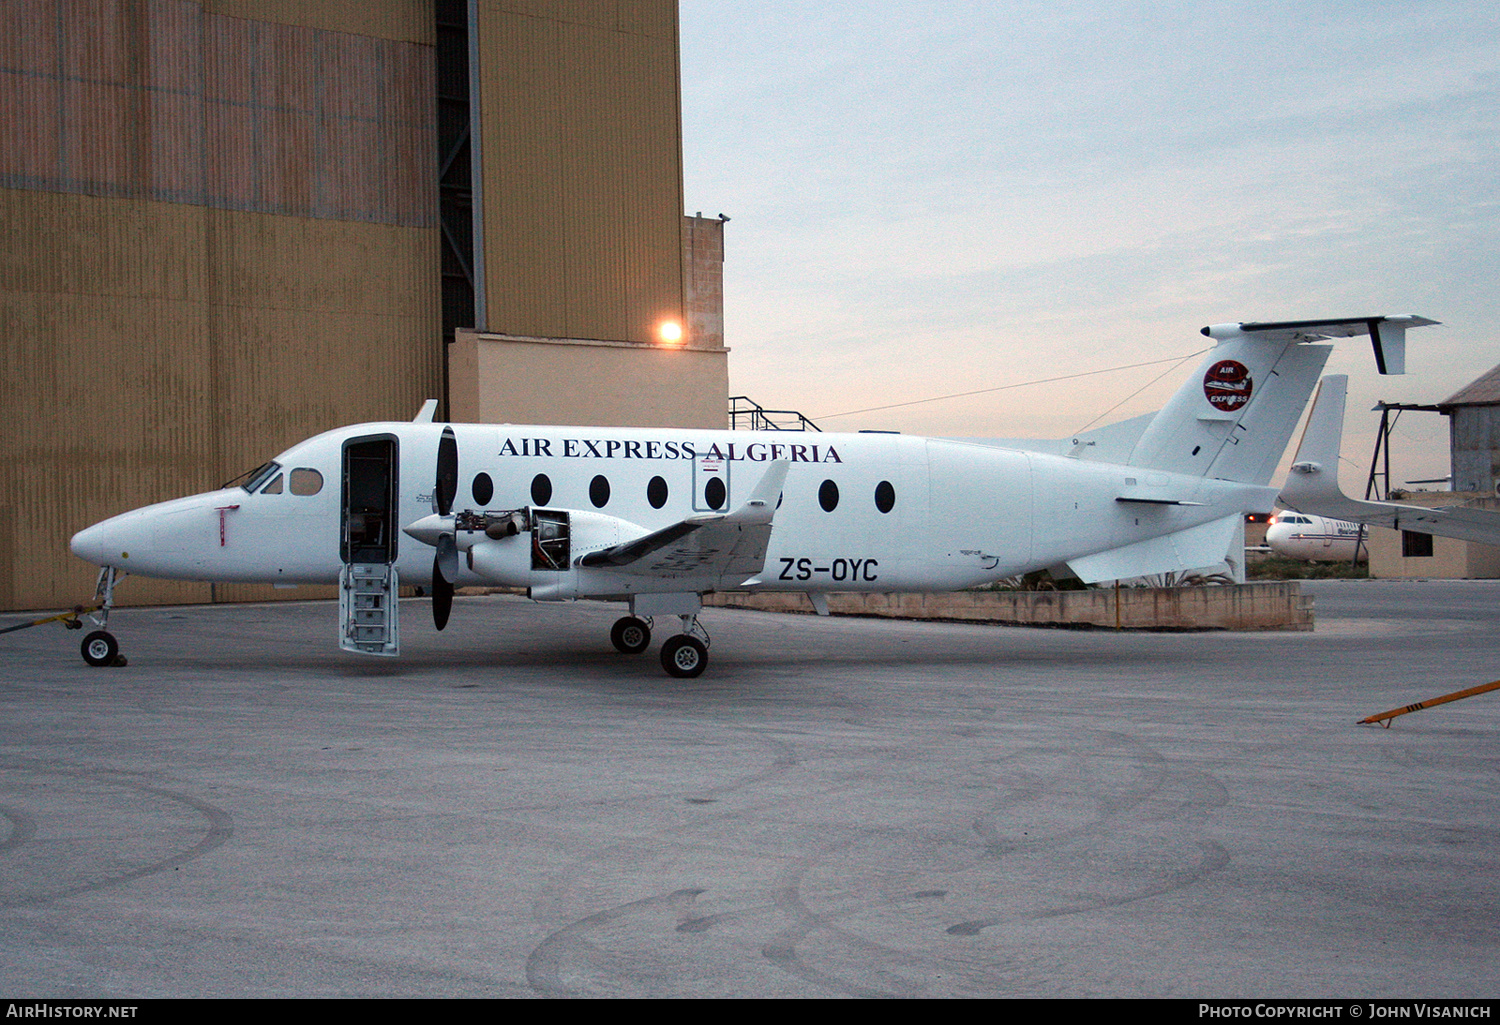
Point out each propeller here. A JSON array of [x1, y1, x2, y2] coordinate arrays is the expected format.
[[431, 427, 458, 631]]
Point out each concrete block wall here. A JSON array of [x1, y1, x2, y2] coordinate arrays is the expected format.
[[706, 582, 1313, 631]]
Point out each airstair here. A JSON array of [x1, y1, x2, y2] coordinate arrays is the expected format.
[[340, 563, 400, 656]]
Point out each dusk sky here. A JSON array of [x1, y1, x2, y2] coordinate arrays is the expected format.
[[678, 1, 1500, 489]]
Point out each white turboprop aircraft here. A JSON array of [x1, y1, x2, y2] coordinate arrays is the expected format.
[[69, 315, 1435, 677], [1280, 373, 1500, 549]]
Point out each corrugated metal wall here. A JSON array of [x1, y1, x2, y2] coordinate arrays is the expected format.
[[479, 0, 683, 344], [1, 0, 441, 611], [1, 0, 688, 613], [1449, 407, 1500, 494], [1, 0, 437, 225]]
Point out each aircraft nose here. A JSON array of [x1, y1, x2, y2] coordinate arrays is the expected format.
[[70, 519, 123, 567]]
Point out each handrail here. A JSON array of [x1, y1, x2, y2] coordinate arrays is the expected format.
[[728, 396, 821, 432]]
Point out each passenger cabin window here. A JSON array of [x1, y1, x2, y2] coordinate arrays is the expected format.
[[590, 475, 611, 508], [648, 476, 669, 509], [704, 476, 725, 511], [289, 468, 323, 496], [819, 479, 840, 512]]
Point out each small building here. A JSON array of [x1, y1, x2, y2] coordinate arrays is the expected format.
[[1441, 363, 1500, 495], [1365, 363, 1500, 578], [1366, 492, 1500, 578]]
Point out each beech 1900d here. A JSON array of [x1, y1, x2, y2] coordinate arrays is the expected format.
[[68, 315, 1435, 677]]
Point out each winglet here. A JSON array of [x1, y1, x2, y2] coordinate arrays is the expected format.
[[413, 399, 439, 423]]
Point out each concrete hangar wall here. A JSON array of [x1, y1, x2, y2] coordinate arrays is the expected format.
[[0, 0, 717, 613]]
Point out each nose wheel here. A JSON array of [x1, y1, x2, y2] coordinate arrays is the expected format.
[[81, 630, 121, 667]]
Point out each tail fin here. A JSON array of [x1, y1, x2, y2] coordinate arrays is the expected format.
[[1282, 375, 1500, 547], [1123, 316, 1436, 485]]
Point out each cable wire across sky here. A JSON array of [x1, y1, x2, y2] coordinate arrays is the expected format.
[[814, 349, 1211, 426]]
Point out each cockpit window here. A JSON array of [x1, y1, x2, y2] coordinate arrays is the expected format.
[[289, 468, 324, 496], [260, 473, 284, 495], [224, 461, 282, 492]]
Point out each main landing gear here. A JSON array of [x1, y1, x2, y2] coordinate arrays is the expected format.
[[610, 615, 652, 655], [609, 613, 711, 678]]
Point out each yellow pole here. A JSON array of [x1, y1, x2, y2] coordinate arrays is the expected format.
[[1359, 679, 1500, 728]]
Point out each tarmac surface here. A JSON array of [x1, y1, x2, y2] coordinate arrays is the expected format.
[[1, 579, 1498, 998]]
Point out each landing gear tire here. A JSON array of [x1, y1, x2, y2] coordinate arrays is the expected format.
[[81, 630, 119, 668], [661, 635, 708, 679], [610, 616, 652, 655]]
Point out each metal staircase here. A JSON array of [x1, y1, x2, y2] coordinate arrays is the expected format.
[[340, 563, 400, 656]]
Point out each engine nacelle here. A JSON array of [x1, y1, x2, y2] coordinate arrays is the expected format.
[[466, 506, 651, 595]]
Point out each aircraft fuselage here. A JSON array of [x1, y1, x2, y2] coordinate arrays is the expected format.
[[70, 421, 1264, 597]]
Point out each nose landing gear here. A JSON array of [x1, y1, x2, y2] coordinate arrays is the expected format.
[[79, 568, 126, 667], [0, 567, 126, 666], [81, 629, 120, 667]]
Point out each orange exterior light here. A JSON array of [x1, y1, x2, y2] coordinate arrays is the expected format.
[[658, 320, 684, 345]]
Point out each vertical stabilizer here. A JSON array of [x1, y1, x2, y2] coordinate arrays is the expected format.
[[1127, 332, 1331, 484], [1125, 316, 1436, 486]]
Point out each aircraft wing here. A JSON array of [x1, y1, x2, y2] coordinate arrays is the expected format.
[[578, 462, 789, 582], [1279, 376, 1500, 546]]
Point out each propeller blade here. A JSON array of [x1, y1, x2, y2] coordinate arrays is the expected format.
[[431, 553, 453, 632], [432, 533, 459, 632], [428, 426, 460, 632], [435, 426, 458, 517], [436, 533, 460, 584]]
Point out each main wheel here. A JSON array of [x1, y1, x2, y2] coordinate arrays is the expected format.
[[81, 630, 119, 668], [610, 616, 651, 655], [660, 635, 708, 678]]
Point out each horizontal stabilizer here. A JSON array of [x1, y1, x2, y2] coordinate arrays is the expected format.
[[1202, 315, 1437, 375], [1066, 513, 1243, 584], [1280, 376, 1500, 547]]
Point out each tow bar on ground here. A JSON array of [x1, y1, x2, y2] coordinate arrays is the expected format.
[[0, 568, 127, 666], [1360, 678, 1500, 728]]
